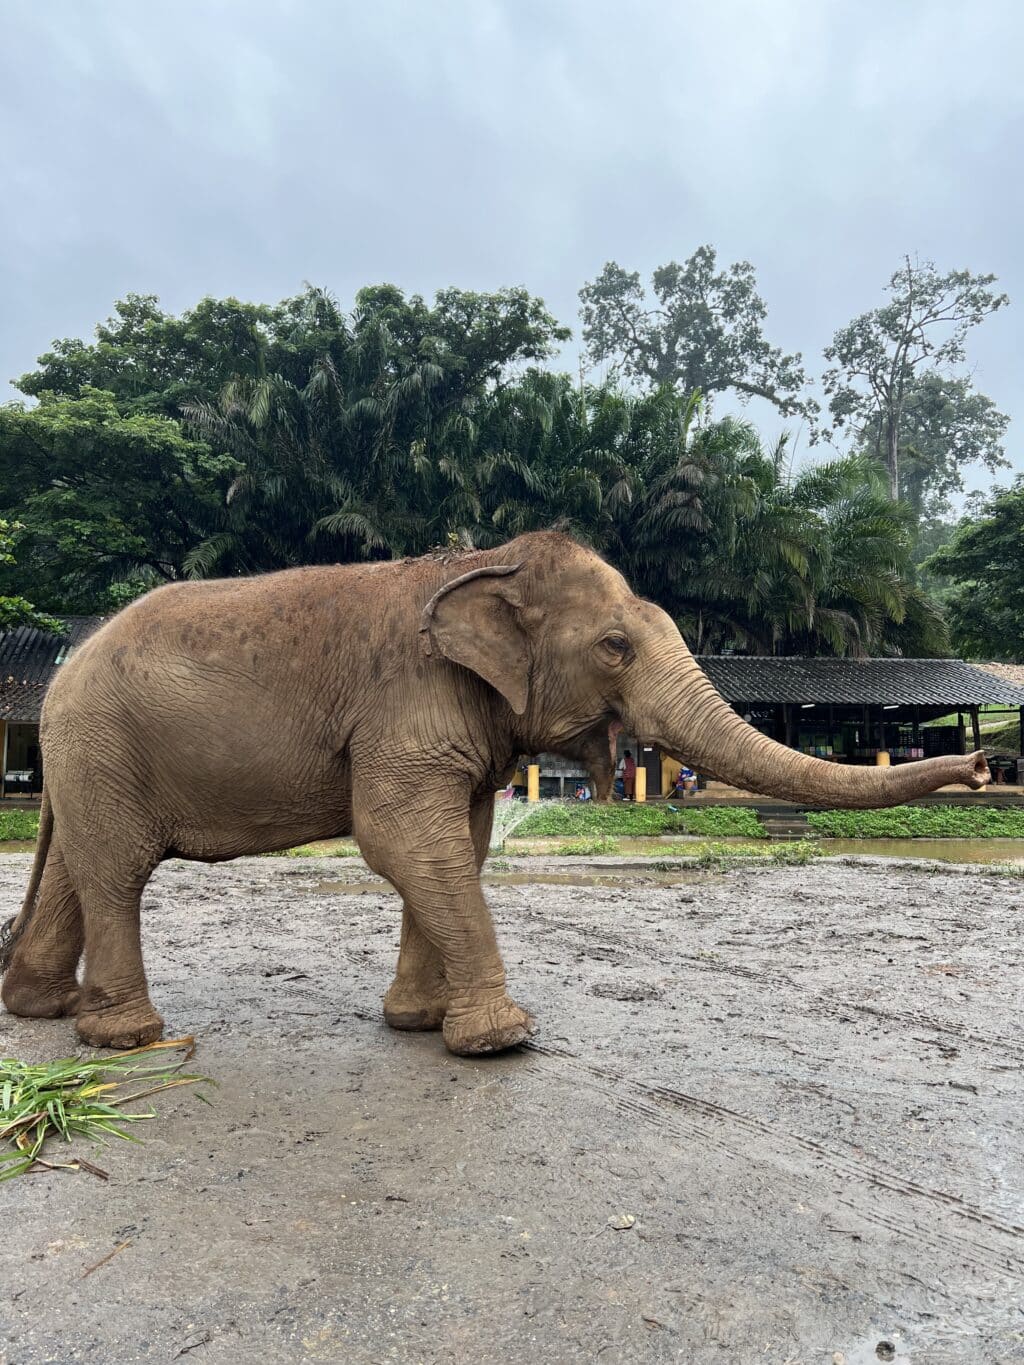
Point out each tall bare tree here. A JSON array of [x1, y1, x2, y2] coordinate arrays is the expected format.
[[823, 257, 1008, 499]]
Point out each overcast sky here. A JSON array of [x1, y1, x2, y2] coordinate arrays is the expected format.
[[2, 0, 1021, 489]]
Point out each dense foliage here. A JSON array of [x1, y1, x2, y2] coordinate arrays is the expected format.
[[0, 251, 1011, 657], [0, 809, 41, 841], [924, 478, 1024, 659], [0, 521, 62, 632]]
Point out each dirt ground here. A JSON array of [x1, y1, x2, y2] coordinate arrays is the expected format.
[[0, 851, 1022, 1365]]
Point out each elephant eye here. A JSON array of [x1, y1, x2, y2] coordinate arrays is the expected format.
[[603, 634, 630, 655]]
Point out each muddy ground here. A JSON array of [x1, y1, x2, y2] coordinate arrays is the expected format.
[[0, 852, 1021, 1364]]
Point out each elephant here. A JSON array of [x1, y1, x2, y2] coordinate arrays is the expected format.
[[0, 532, 989, 1056]]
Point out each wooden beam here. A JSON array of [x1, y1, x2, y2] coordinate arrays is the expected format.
[[970, 705, 982, 753]]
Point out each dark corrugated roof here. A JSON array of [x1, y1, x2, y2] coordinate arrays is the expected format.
[[695, 656, 1024, 707], [0, 617, 105, 722]]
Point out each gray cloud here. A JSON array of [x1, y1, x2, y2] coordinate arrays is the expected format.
[[2, 0, 1020, 488]]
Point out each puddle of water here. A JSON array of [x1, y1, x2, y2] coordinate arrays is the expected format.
[[823, 837, 1024, 865]]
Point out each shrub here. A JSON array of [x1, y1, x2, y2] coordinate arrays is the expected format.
[[806, 806, 1024, 839]]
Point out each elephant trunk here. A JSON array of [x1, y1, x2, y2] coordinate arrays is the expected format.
[[635, 647, 989, 809]]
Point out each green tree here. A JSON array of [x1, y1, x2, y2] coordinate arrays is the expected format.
[[662, 448, 946, 658], [925, 480, 1024, 660], [0, 390, 236, 611], [858, 372, 1009, 518], [823, 258, 1009, 500], [180, 287, 569, 572], [16, 293, 284, 417], [579, 246, 812, 416], [0, 520, 63, 632]]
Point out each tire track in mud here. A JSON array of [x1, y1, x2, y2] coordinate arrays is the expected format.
[[329, 940, 1024, 1278], [320, 874, 1024, 1277], [675, 954, 1024, 1062], [523, 1038, 1024, 1279], [505, 891, 1024, 1064]]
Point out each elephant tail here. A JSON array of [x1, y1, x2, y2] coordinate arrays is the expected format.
[[0, 786, 53, 973]]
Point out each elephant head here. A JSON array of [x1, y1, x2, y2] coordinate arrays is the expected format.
[[421, 534, 989, 807]]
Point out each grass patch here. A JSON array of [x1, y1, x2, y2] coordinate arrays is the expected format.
[[512, 803, 764, 840], [980, 718, 1022, 752], [265, 841, 362, 858], [0, 809, 40, 842], [0, 1037, 208, 1182], [549, 835, 620, 856], [807, 806, 1024, 839], [688, 839, 822, 868]]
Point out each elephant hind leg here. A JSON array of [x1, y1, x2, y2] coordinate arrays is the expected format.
[[384, 908, 448, 1031], [1, 840, 83, 1019]]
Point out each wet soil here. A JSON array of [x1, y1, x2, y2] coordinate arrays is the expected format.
[[1, 853, 1022, 1363]]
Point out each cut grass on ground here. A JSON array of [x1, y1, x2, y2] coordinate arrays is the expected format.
[[0, 1038, 209, 1182], [808, 805, 1024, 838], [512, 803, 765, 840]]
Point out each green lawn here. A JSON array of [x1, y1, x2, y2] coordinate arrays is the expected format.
[[511, 803, 765, 839], [2, 802, 1021, 848], [0, 809, 40, 842], [807, 805, 1024, 839]]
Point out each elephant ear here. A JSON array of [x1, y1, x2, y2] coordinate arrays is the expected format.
[[419, 564, 530, 715]]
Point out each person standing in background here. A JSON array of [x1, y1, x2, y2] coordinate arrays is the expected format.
[[622, 749, 637, 801]]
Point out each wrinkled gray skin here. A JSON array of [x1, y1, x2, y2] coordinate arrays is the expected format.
[[0, 533, 989, 1056]]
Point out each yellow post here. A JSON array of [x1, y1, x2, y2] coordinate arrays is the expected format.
[[527, 764, 540, 802], [635, 766, 647, 803], [875, 750, 890, 766]]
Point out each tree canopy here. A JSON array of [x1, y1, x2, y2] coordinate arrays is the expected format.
[[925, 480, 1024, 660], [1, 258, 1013, 661], [823, 257, 1009, 502], [579, 247, 811, 416]]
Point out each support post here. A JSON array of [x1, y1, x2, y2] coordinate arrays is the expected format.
[[527, 764, 540, 802], [635, 766, 647, 803], [956, 711, 966, 756], [970, 706, 982, 753]]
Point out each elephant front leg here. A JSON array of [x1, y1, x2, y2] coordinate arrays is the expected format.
[[383, 907, 448, 1031], [358, 789, 534, 1056]]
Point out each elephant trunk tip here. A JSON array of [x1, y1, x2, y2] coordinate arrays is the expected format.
[[962, 750, 991, 790]]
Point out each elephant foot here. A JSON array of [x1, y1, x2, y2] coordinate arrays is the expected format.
[[76, 1000, 165, 1050], [443, 994, 536, 1056], [2, 963, 81, 1019], [383, 979, 449, 1031]]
